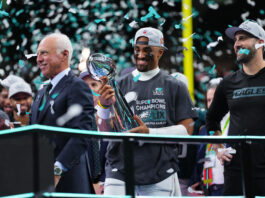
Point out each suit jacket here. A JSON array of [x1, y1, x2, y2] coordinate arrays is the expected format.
[[30, 71, 95, 193]]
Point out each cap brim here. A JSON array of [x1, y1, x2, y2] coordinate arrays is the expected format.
[[9, 91, 32, 99], [225, 27, 243, 40], [79, 71, 90, 79]]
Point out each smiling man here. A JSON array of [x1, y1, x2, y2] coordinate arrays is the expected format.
[[8, 81, 32, 127], [206, 20, 265, 196], [30, 33, 95, 193], [99, 27, 198, 196]]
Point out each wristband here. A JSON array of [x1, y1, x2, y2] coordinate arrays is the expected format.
[[96, 105, 111, 119], [98, 100, 110, 109], [149, 124, 188, 135]]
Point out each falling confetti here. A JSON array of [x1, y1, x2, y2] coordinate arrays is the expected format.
[[56, 104, 83, 126], [18, 60, 24, 67], [140, 6, 161, 21], [133, 73, 141, 82]]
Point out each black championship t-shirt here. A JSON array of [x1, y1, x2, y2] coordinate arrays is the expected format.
[[105, 70, 198, 185]]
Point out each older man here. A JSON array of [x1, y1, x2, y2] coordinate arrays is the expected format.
[[30, 33, 95, 193]]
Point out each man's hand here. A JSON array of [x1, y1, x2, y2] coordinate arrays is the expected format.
[[187, 182, 204, 196], [129, 115, 149, 134], [54, 175, 61, 188], [98, 76, 115, 107], [216, 148, 233, 165]]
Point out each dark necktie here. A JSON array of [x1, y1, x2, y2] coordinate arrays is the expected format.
[[38, 83, 52, 112]]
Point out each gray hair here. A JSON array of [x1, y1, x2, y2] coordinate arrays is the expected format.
[[207, 77, 223, 90], [43, 33, 73, 63]]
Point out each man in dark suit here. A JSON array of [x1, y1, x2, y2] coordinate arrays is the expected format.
[[30, 33, 95, 193]]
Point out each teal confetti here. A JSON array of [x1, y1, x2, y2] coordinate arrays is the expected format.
[[148, 100, 150, 104], [124, 13, 129, 19], [157, 88, 163, 92], [91, 89, 100, 97], [94, 18, 106, 24], [228, 24, 233, 27], [129, 38, 134, 47], [209, 64, 216, 74], [140, 6, 160, 21], [16, 9, 24, 16], [51, 93, 59, 99], [133, 73, 141, 82], [239, 48, 250, 55], [209, 131, 214, 135], [174, 24, 182, 29], [26, 112, 30, 115], [148, 6, 160, 19], [18, 59, 24, 67], [192, 46, 201, 59], [88, 23, 95, 31], [260, 10, 265, 15], [174, 73, 178, 78], [0, 10, 9, 17]]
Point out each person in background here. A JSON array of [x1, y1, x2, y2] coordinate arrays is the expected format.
[[188, 77, 228, 196], [0, 75, 26, 119], [0, 85, 8, 111], [170, 72, 197, 196], [79, 70, 109, 194], [8, 81, 33, 127], [0, 110, 12, 130]]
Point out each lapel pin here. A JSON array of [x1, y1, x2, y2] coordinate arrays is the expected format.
[[50, 100, 55, 114]]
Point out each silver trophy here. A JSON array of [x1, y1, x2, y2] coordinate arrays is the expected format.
[[86, 53, 139, 132]]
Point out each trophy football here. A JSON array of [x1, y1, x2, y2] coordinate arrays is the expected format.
[[86, 53, 139, 132]]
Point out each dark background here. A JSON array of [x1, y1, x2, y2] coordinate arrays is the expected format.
[[0, 0, 264, 107]]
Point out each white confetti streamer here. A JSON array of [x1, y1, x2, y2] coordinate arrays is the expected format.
[[25, 53, 37, 59], [241, 11, 250, 21], [181, 33, 196, 43], [56, 104, 83, 126], [247, 0, 255, 6]]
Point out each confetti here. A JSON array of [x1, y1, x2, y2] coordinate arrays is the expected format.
[[94, 18, 106, 24], [56, 104, 83, 126], [124, 13, 129, 19], [0, 10, 9, 16], [18, 60, 24, 67], [207, 1, 219, 10], [209, 64, 216, 74], [129, 20, 138, 28], [140, 6, 161, 21], [239, 48, 250, 55], [241, 11, 250, 21], [182, 33, 196, 43], [133, 73, 141, 82], [192, 46, 201, 59], [25, 54, 37, 59], [247, 0, 255, 6], [182, 13, 194, 22]]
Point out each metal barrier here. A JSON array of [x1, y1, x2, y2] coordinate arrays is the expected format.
[[1, 124, 265, 198]]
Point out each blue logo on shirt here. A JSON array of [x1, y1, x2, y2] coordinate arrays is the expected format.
[[233, 86, 265, 99]]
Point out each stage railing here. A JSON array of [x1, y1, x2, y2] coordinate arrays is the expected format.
[[1, 124, 265, 198]]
